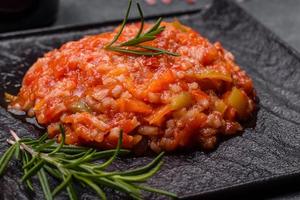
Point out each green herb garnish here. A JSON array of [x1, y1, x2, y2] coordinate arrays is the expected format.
[[105, 0, 180, 57], [0, 129, 177, 200]]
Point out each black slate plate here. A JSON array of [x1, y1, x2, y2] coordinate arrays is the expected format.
[[1, 0, 300, 199]]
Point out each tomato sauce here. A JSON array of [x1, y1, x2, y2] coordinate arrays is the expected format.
[[9, 21, 256, 152]]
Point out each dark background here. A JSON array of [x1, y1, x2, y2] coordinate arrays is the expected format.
[[54, 0, 300, 53], [1, 0, 300, 199]]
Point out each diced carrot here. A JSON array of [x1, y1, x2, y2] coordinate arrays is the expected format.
[[123, 78, 142, 98], [190, 90, 209, 101], [116, 98, 152, 114], [121, 120, 137, 133], [117, 98, 126, 112], [146, 69, 175, 93], [107, 67, 128, 77], [194, 70, 232, 82], [146, 104, 172, 126]]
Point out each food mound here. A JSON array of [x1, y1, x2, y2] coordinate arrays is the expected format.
[[9, 21, 256, 152]]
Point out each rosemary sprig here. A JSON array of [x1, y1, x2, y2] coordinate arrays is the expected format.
[[105, 0, 180, 57], [0, 129, 177, 200]]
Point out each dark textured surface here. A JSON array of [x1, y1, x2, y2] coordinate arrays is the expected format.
[[0, 0, 300, 199], [54, 0, 300, 53], [238, 0, 300, 54]]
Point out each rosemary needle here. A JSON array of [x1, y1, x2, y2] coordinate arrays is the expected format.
[[0, 129, 177, 199], [105, 0, 180, 57]]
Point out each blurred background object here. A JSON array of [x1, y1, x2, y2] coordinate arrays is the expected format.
[[0, 0, 59, 33]]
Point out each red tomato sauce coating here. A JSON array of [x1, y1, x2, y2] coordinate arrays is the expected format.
[[10, 21, 256, 152]]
